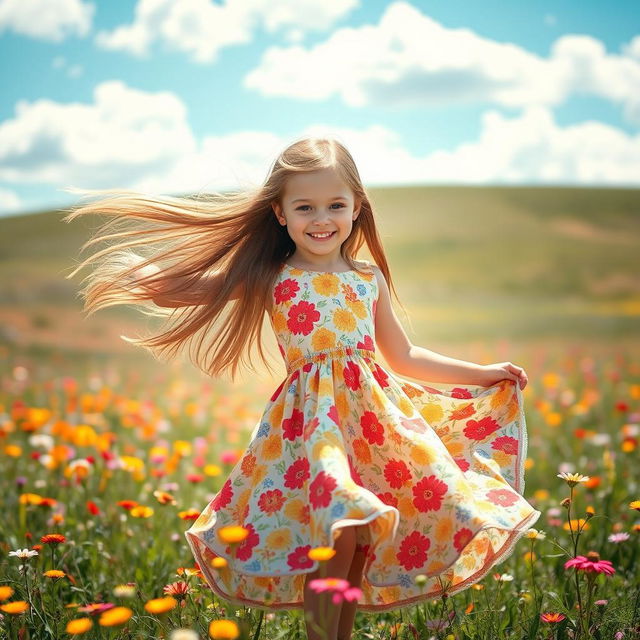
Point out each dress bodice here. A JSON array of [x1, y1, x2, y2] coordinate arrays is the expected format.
[[269, 261, 379, 374]]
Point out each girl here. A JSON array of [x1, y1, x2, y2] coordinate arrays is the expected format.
[[64, 137, 541, 640]]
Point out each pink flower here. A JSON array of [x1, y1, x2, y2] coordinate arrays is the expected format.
[[307, 578, 362, 605], [540, 612, 566, 623], [564, 551, 615, 576]]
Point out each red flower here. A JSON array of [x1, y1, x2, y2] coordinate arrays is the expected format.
[[211, 479, 233, 511], [356, 335, 374, 351], [453, 527, 474, 552], [412, 475, 448, 513], [463, 416, 501, 440], [451, 387, 473, 399], [564, 551, 615, 576], [327, 404, 340, 426], [86, 500, 100, 515], [284, 458, 310, 489], [540, 613, 566, 623], [274, 278, 299, 303], [372, 363, 389, 388], [376, 492, 398, 508], [384, 459, 412, 490], [282, 408, 304, 441], [287, 300, 320, 335], [486, 489, 519, 507], [491, 436, 519, 455], [343, 360, 361, 391], [227, 523, 259, 561], [361, 411, 385, 446], [397, 531, 430, 571], [287, 545, 314, 570], [258, 489, 286, 515], [348, 454, 364, 486], [303, 416, 320, 442], [309, 471, 337, 510], [455, 457, 470, 472]]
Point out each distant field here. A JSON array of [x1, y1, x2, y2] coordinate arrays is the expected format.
[[1, 184, 639, 376]]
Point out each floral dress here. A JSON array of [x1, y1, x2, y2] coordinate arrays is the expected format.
[[184, 260, 541, 612]]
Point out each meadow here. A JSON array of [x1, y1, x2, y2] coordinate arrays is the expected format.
[[0, 185, 639, 639]]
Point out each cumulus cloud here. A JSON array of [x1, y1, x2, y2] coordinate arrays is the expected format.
[[0, 83, 638, 212], [0, 0, 94, 42], [245, 1, 640, 125], [0, 186, 21, 215], [95, 0, 359, 63]]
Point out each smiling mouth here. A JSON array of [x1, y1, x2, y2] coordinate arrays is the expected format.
[[307, 231, 336, 239]]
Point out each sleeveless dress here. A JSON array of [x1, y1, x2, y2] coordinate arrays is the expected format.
[[184, 260, 541, 612]]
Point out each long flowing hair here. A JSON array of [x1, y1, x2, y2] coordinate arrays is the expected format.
[[63, 137, 408, 381]]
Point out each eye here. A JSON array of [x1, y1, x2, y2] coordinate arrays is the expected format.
[[330, 203, 345, 209], [295, 205, 311, 211]]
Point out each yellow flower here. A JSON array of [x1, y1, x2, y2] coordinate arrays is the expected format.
[[266, 528, 292, 550], [557, 472, 590, 487], [629, 500, 640, 511], [43, 570, 66, 579], [144, 596, 177, 614], [332, 308, 356, 332], [308, 546, 336, 562], [312, 273, 340, 297], [210, 557, 228, 569], [0, 586, 14, 601], [311, 327, 336, 351], [130, 505, 154, 518], [525, 528, 546, 540], [218, 525, 249, 544], [66, 617, 93, 634], [209, 619, 240, 639], [4, 444, 22, 457], [98, 606, 133, 627], [563, 519, 590, 532], [204, 464, 222, 476], [346, 299, 367, 319], [0, 601, 29, 614], [261, 433, 282, 461]]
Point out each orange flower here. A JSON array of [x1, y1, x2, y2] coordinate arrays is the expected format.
[[40, 533, 66, 545], [218, 525, 249, 544], [153, 490, 177, 505], [144, 596, 177, 614], [209, 619, 240, 639], [0, 586, 15, 601], [43, 570, 66, 579], [0, 601, 29, 615], [178, 509, 200, 520], [98, 606, 133, 627], [66, 617, 93, 634]]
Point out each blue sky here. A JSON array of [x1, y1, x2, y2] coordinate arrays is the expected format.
[[0, 0, 639, 217]]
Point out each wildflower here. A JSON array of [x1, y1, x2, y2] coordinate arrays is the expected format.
[[210, 557, 228, 569], [163, 581, 190, 599], [98, 606, 133, 627], [117, 500, 139, 511], [8, 548, 38, 559], [414, 574, 427, 587], [129, 505, 154, 518], [557, 472, 590, 487], [0, 601, 30, 614], [493, 572, 514, 582], [153, 490, 177, 505], [525, 528, 546, 540], [608, 532, 630, 544], [170, 630, 199, 640], [218, 525, 249, 544], [178, 509, 200, 520], [66, 617, 93, 634], [595, 599, 608, 606], [471, 583, 484, 590], [40, 533, 66, 545], [86, 500, 100, 515], [113, 584, 136, 598], [585, 506, 595, 518], [629, 500, 640, 511], [79, 603, 115, 614], [560, 497, 571, 509], [563, 519, 590, 532], [209, 619, 240, 639], [43, 570, 66, 579], [541, 612, 566, 623], [145, 596, 177, 614], [308, 546, 336, 562], [564, 551, 615, 576], [0, 586, 15, 600]]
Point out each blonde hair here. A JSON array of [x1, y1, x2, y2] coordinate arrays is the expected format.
[[63, 136, 407, 381]]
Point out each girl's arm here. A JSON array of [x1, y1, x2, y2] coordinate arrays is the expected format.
[[372, 267, 522, 387]]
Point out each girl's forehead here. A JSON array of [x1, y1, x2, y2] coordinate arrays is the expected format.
[[283, 167, 352, 199]]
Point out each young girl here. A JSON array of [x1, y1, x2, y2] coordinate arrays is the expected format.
[[64, 137, 541, 640]]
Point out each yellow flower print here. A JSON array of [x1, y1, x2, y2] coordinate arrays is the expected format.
[[410, 444, 435, 466], [266, 528, 292, 550], [382, 546, 397, 566], [252, 465, 268, 487], [435, 517, 453, 544], [284, 499, 307, 524], [312, 273, 340, 296], [261, 434, 282, 461], [335, 392, 349, 422], [493, 450, 512, 468], [333, 308, 356, 332], [287, 346, 303, 363], [311, 327, 337, 351], [419, 402, 444, 424], [317, 376, 334, 397], [490, 384, 512, 410], [397, 496, 417, 518], [308, 371, 319, 394], [371, 385, 387, 412], [272, 311, 287, 333], [397, 395, 415, 418], [233, 488, 251, 521], [346, 299, 367, 319]]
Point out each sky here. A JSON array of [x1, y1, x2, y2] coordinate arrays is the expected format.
[[0, 0, 639, 217]]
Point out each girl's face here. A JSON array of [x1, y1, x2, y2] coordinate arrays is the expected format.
[[272, 167, 361, 264]]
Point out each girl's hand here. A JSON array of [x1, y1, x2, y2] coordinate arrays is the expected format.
[[478, 362, 528, 390]]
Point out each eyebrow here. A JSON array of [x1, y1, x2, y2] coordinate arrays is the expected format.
[[291, 196, 348, 203]]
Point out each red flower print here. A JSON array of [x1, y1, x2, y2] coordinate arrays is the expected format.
[[343, 360, 361, 391], [299, 504, 310, 525], [491, 436, 519, 455], [303, 416, 320, 442], [412, 475, 448, 513], [348, 454, 364, 486], [451, 387, 473, 399], [227, 523, 259, 561], [453, 527, 474, 552], [327, 404, 340, 426], [309, 471, 337, 510], [486, 489, 519, 507], [384, 459, 412, 489], [282, 408, 304, 441], [397, 531, 430, 571], [274, 278, 299, 303], [284, 458, 310, 489], [287, 545, 314, 570], [211, 478, 233, 511], [463, 416, 501, 440], [372, 363, 389, 388], [361, 411, 385, 445], [376, 492, 399, 508], [357, 334, 375, 351], [258, 489, 286, 515], [287, 300, 320, 335], [455, 457, 470, 472], [240, 453, 256, 477], [270, 380, 285, 402]]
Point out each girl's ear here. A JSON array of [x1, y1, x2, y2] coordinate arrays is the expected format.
[[353, 198, 362, 219], [272, 202, 286, 225]]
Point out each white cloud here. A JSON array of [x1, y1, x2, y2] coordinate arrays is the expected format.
[[245, 1, 640, 125], [0, 0, 94, 42], [0, 186, 21, 215], [95, 0, 358, 63]]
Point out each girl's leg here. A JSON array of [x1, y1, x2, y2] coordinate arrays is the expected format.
[[304, 525, 357, 640], [336, 524, 370, 640]]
